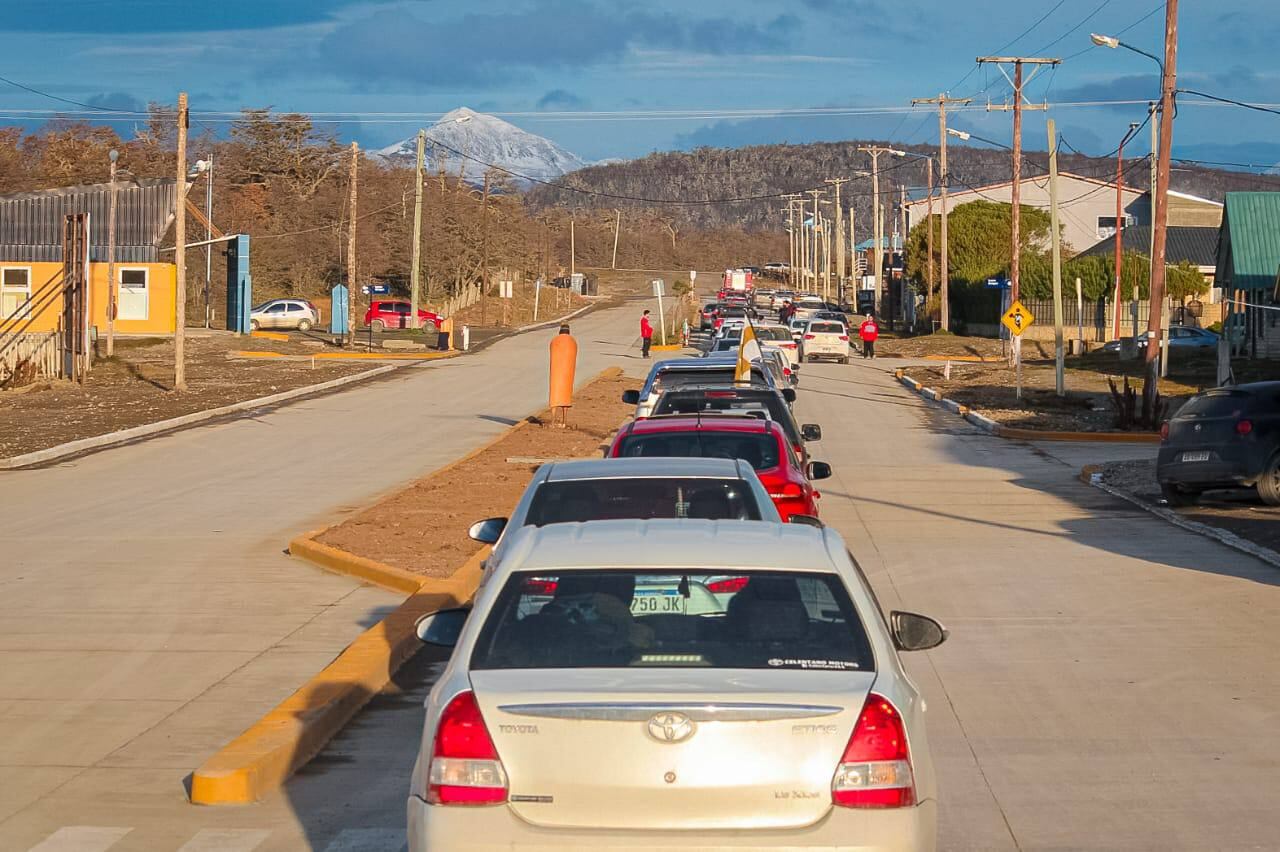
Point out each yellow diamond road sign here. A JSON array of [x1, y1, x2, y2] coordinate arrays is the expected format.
[[1001, 300, 1035, 337]]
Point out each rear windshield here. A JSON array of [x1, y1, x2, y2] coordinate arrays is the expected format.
[[720, 307, 746, 316], [809, 322, 845, 334], [471, 570, 874, 671], [526, 478, 764, 525], [653, 368, 762, 393], [1178, 392, 1251, 418], [755, 327, 793, 342], [653, 392, 788, 427], [618, 430, 780, 471]]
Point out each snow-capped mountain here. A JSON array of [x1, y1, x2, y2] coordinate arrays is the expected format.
[[377, 107, 588, 187]]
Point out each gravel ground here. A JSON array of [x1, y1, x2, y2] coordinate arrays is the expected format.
[[1098, 458, 1280, 556]]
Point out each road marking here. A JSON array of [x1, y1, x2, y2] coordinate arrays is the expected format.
[[176, 829, 271, 852], [320, 829, 406, 852], [27, 827, 131, 852]]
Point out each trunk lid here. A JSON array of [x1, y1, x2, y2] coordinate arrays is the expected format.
[[470, 668, 870, 830]]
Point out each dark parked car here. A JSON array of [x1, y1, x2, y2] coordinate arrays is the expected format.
[[1157, 381, 1280, 506]]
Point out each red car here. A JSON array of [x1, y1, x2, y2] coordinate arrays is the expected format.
[[364, 300, 441, 331], [607, 415, 830, 521]]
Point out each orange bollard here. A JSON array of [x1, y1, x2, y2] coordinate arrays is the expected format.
[[548, 324, 578, 426]]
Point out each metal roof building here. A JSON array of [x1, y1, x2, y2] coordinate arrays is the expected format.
[[1215, 193, 1280, 293], [1078, 226, 1220, 269], [0, 179, 179, 264]]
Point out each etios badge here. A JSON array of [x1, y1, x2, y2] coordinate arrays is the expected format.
[[647, 711, 695, 743]]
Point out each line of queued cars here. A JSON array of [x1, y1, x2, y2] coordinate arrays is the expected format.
[[405, 303, 950, 850]]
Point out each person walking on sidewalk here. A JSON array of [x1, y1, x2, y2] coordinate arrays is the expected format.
[[858, 313, 879, 359], [640, 310, 654, 358]]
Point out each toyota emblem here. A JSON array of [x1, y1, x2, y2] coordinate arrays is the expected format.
[[646, 711, 695, 743], [1194, 424, 1202, 432]]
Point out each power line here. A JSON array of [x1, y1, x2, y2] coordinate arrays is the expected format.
[[0, 72, 135, 113], [1178, 89, 1280, 117]]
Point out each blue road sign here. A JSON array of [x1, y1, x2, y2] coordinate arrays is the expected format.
[[985, 277, 1010, 289], [361, 284, 391, 295]]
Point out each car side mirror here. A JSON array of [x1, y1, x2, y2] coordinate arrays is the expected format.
[[782, 388, 797, 403], [889, 611, 948, 652], [787, 513, 824, 528], [801, 423, 822, 441], [807, 461, 832, 480], [622, 389, 641, 405], [468, 517, 507, 544], [415, 608, 470, 647]]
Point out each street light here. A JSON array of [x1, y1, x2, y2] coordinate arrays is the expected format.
[[1090, 32, 1164, 75], [946, 128, 970, 141]]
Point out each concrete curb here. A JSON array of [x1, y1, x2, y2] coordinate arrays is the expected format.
[[187, 365, 626, 804], [249, 330, 290, 342], [1081, 465, 1280, 571], [189, 550, 485, 805], [0, 365, 401, 470], [894, 368, 1161, 444], [230, 351, 455, 363]]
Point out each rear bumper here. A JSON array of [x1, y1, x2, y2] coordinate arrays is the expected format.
[[408, 795, 935, 851], [1157, 447, 1263, 488]]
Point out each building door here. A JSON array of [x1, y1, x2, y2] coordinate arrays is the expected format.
[[118, 269, 149, 321]]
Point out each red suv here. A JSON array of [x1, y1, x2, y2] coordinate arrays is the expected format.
[[364, 300, 441, 331], [607, 415, 830, 521]]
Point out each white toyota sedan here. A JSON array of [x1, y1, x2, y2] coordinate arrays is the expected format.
[[407, 520, 947, 851]]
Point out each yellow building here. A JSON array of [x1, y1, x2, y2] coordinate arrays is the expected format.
[[1, 179, 180, 339]]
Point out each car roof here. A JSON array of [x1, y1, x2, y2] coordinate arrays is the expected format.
[[658, 383, 781, 397], [1202, 381, 1280, 395], [544, 457, 748, 481], [623, 414, 777, 435], [501, 520, 843, 573]]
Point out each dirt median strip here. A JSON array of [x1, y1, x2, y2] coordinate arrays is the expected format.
[[895, 368, 1161, 443], [189, 366, 630, 804]]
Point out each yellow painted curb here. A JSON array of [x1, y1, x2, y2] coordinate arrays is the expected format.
[[233, 350, 287, 358], [998, 425, 1161, 443], [922, 354, 995, 362], [189, 550, 485, 805], [287, 534, 426, 595], [250, 330, 290, 342], [650, 344, 685, 351], [188, 365, 626, 805], [312, 351, 452, 361]]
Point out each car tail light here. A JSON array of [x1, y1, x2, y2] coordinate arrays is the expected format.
[[781, 342, 796, 349], [523, 577, 558, 595], [1160, 422, 1170, 441], [706, 391, 737, 398], [1237, 419, 1253, 436], [839, 335, 850, 342], [832, 693, 915, 809], [769, 482, 805, 499], [707, 576, 749, 594], [804, 334, 816, 340], [427, 692, 508, 805]]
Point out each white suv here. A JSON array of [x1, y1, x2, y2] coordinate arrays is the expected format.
[[800, 319, 852, 363]]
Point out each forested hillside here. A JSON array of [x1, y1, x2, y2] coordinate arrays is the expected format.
[[529, 139, 1278, 233]]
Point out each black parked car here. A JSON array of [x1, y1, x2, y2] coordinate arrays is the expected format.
[[1157, 381, 1280, 506]]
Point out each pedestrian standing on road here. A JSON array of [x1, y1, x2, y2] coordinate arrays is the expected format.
[[859, 313, 879, 359], [640, 310, 654, 358], [780, 301, 795, 324]]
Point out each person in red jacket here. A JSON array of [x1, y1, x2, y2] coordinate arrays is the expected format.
[[640, 310, 654, 358], [858, 313, 879, 359]]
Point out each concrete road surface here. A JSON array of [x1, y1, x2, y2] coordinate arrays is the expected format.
[[0, 301, 654, 851], [7, 321, 1279, 850]]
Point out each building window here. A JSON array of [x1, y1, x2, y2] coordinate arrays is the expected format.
[[1, 266, 32, 320], [1096, 215, 1135, 239], [118, 268, 149, 321]]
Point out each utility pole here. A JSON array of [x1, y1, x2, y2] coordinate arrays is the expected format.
[[1144, 0, 1178, 416], [173, 92, 188, 391], [480, 171, 492, 325], [806, 190, 823, 291], [1112, 122, 1140, 341], [107, 149, 118, 357], [825, 178, 850, 302], [1048, 118, 1065, 396], [925, 156, 934, 304], [611, 209, 621, 269], [570, 217, 576, 278], [859, 146, 906, 317], [899, 184, 908, 326], [347, 141, 358, 346], [203, 153, 213, 328], [911, 95, 971, 331], [1148, 102, 1170, 377], [410, 129, 426, 329], [974, 59, 1059, 304]]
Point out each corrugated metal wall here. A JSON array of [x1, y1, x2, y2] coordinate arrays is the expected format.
[[0, 179, 178, 263]]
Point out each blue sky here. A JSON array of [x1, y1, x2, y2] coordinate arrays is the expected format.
[[2, 0, 1278, 165]]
